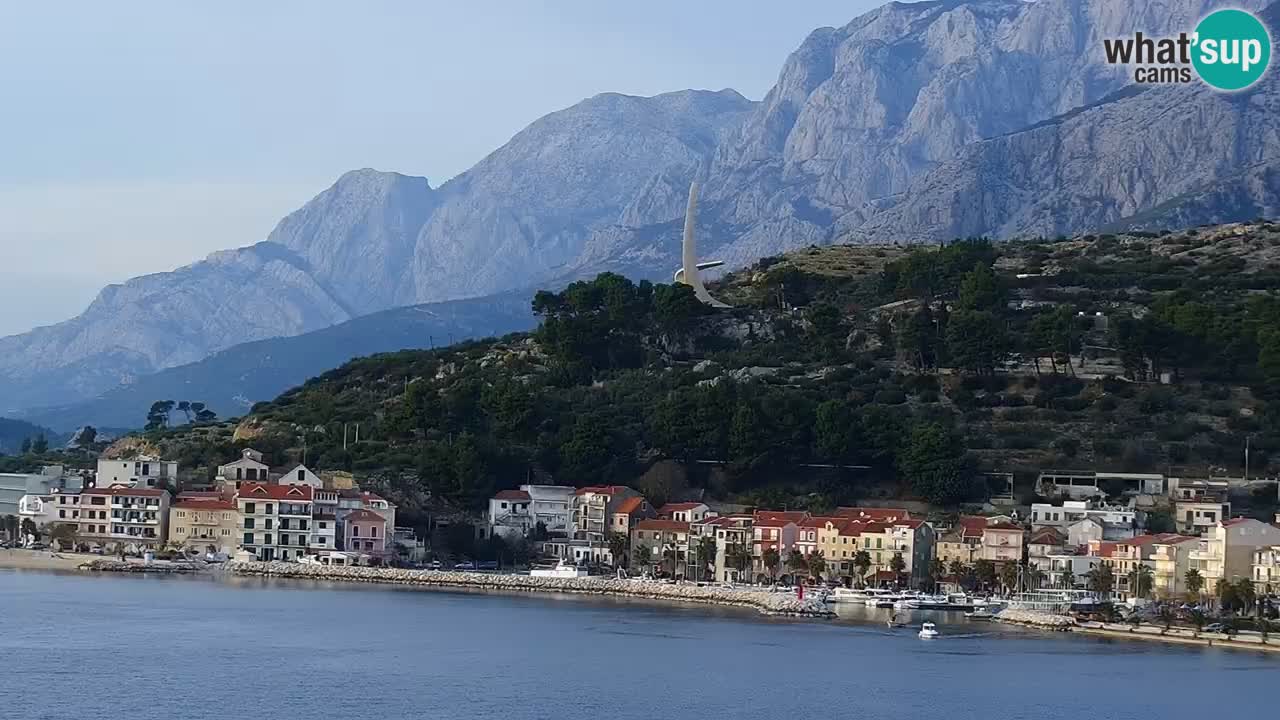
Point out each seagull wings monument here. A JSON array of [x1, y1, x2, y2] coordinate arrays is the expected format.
[[675, 181, 729, 308]]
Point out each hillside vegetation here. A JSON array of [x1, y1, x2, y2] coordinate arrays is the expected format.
[[128, 222, 1280, 522]]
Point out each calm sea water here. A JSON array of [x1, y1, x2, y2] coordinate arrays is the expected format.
[[0, 570, 1273, 720]]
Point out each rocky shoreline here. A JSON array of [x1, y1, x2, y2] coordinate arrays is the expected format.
[[224, 561, 835, 618], [79, 559, 203, 574]]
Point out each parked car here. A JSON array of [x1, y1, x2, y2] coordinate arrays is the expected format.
[[477, 560, 498, 571], [454, 561, 476, 570], [28, 542, 48, 550], [1202, 623, 1227, 634]]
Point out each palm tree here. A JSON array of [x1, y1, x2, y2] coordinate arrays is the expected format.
[[762, 548, 781, 583], [1061, 567, 1076, 589], [1127, 565, 1154, 599], [786, 549, 808, 582], [974, 559, 997, 591], [929, 558, 947, 591], [1086, 564, 1115, 597], [696, 536, 717, 582], [662, 547, 678, 578], [724, 542, 751, 584], [607, 532, 629, 569], [807, 552, 827, 581], [854, 550, 872, 587], [1000, 562, 1020, 595], [633, 544, 653, 577], [1184, 568, 1204, 601], [1189, 608, 1208, 635], [888, 552, 907, 587], [1026, 564, 1046, 590]]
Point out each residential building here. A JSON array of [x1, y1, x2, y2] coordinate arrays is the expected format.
[[979, 522, 1025, 564], [703, 515, 753, 583], [337, 490, 397, 546], [1030, 500, 1136, 538], [540, 538, 613, 566], [815, 518, 867, 578], [48, 488, 83, 526], [855, 519, 935, 587], [609, 496, 653, 537], [1167, 477, 1231, 502], [216, 449, 270, 483], [96, 456, 178, 489], [751, 511, 804, 579], [343, 509, 388, 557], [77, 485, 170, 551], [169, 497, 239, 556], [630, 519, 690, 577], [1066, 517, 1106, 547], [279, 464, 323, 489], [1037, 470, 1164, 499], [1253, 546, 1280, 595], [1174, 496, 1231, 535], [796, 516, 843, 558], [0, 466, 78, 516], [17, 493, 58, 529], [310, 488, 339, 553], [572, 486, 641, 543], [1027, 527, 1066, 574], [658, 502, 711, 523], [1151, 534, 1199, 598], [237, 483, 313, 561], [935, 517, 983, 568], [834, 507, 911, 523], [488, 489, 533, 540], [1045, 552, 1102, 589], [521, 485, 574, 537], [1189, 518, 1280, 594]]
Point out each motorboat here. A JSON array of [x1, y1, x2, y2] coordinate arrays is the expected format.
[[830, 587, 876, 604], [919, 622, 940, 639], [965, 609, 996, 620]]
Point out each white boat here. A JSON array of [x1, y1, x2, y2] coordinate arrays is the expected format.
[[830, 587, 874, 604], [919, 622, 940, 639], [965, 609, 995, 620], [530, 559, 589, 579]]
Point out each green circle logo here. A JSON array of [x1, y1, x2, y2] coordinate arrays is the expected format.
[[1192, 9, 1271, 90]]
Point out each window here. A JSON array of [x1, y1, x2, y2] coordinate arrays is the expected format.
[[244, 502, 256, 515], [371, 525, 378, 538], [264, 535, 273, 545], [265, 504, 273, 515], [265, 519, 273, 530], [244, 518, 255, 529], [280, 534, 289, 546]]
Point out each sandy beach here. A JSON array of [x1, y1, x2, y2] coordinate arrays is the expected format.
[[0, 549, 99, 572]]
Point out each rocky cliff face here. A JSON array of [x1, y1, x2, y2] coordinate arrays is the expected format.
[[0, 90, 752, 413], [3, 0, 1276, 418]]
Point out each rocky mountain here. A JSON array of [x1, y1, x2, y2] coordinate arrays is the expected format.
[[4, 0, 1276, 420], [20, 292, 536, 432], [0, 90, 753, 413]]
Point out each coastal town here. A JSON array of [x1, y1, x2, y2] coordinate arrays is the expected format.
[[4, 452, 1279, 630]]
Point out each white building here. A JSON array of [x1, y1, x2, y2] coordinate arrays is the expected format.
[[1045, 553, 1102, 589], [96, 456, 178, 489], [525, 485, 574, 537], [0, 465, 78, 516], [1174, 499, 1231, 534], [310, 487, 339, 553], [1038, 471, 1164, 499], [488, 489, 533, 540], [217, 448, 270, 483], [1188, 518, 1280, 595], [279, 464, 323, 489], [237, 483, 313, 562], [1031, 500, 1137, 535]]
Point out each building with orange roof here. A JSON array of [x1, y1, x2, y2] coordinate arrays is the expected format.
[[693, 514, 753, 583], [572, 485, 642, 544], [344, 509, 389, 556], [796, 516, 844, 559], [751, 514, 800, 579], [630, 518, 691, 577], [854, 518, 936, 587], [610, 495, 654, 537], [834, 507, 911, 523], [1151, 534, 1200, 598], [659, 502, 711, 523], [77, 485, 170, 551], [237, 483, 313, 561], [1189, 518, 1280, 597], [169, 496, 239, 556]]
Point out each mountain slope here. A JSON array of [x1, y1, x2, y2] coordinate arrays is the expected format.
[[21, 292, 535, 432], [0, 90, 753, 414]]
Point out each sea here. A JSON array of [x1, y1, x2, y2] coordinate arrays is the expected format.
[[0, 569, 1272, 719]]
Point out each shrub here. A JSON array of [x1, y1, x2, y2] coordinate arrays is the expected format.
[[874, 389, 907, 405], [1055, 437, 1080, 458]]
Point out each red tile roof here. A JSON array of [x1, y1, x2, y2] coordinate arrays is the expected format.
[[173, 499, 238, 511], [1150, 533, 1197, 545], [614, 496, 646, 515], [493, 489, 531, 501], [835, 507, 910, 522], [1095, 541, 1118, 558], [239, 483, 313, 501], [958, 515, 990, 539], [754, 510, 807, 524], [659, 502, 706, 513], [634, 519, 690, 533], [1028, 528, 1065, 545], [894, 518, 926, 529], [574, 485, 630, 496], [345, 509, 386, 524], [799, 516, 844, 529], [83, 486, 168, 497], [1222, 517, 1255, 527], [985, 522, 1023, 532]]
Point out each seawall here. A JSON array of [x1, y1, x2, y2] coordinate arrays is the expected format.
[[224, 561, 835, 617]]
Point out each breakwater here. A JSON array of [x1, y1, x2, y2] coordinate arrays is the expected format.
[[224, 561, 835, 617]]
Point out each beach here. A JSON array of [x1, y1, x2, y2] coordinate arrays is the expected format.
[[0, 548, 96, 572]]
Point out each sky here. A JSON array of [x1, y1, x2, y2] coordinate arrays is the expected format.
[[0, 0, 883, 337]]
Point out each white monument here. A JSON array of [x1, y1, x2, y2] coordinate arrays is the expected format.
[[675, 181, 729, 308]]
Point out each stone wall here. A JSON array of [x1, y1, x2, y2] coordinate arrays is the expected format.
[[225, 561, 834, 617]]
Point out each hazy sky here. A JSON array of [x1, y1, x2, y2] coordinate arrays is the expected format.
[[0, 1, 882, 337]]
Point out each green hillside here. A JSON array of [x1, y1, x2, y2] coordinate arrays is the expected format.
[[136, 222, 1280, 522]]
